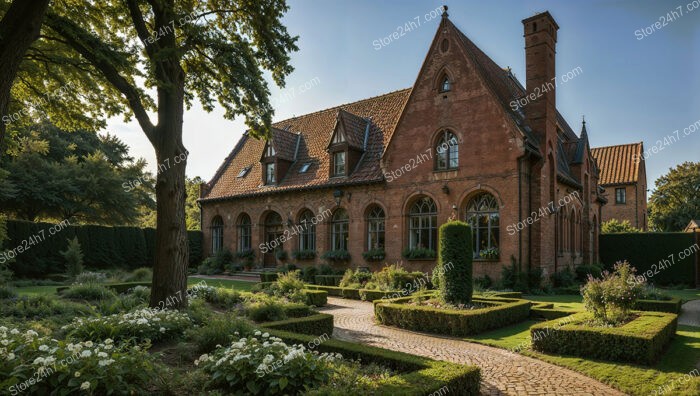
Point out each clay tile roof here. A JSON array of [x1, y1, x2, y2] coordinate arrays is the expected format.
[[268, 127, 299, 162], [329, 109, 368, 150], [202, 89, 411, 200], [590, 143, 643, 185]]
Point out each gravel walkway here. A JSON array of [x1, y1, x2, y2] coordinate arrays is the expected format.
[[679, 299, 700, 327], [319, 297, 626, 396]]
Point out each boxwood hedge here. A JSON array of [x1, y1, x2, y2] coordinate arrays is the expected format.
[[438, 221, 473, 304], [314, 275, 344, 286], [375, 296, 531, 336], [530, 311, 678, 365], [260, 313, 333, 336], [266, 329, 481, 395], [634, 297, 682, 314]]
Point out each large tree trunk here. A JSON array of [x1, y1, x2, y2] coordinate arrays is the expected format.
[[0, 0, 51, 152]]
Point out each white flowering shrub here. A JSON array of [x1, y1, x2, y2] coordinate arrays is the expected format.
[[63, 308, 192, 343], [195, 330, 341, 395], [0, 326, 156, 395]]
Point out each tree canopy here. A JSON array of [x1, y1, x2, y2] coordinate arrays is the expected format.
[[601, 219, 641, 234], [649, 161, 700, 231]]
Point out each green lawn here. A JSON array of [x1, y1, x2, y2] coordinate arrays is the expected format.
[[523, 287, 700, 311], [465, 317, 700, 395]]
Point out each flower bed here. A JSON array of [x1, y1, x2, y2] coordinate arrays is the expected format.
[[530, 311, 678, 365], [268, 329, 481, 395], [374, 295, 531, 336], [62, 308, 192, 343]]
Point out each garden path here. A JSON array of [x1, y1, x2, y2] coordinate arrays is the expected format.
[[319, 297, 627, 396], [679, 299, 700, 327]]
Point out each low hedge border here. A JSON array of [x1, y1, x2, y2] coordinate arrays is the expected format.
[[56, 282, 151, 294], [530, 311, 678, 365], [260, 313, 333, 336], [634, 297, 682, 314], [305, 285, 420, 301], [304, 289, 328, 307], [314, 275, 343, 286], [266, 329, 481, 395], [375, 296, 531, 336]]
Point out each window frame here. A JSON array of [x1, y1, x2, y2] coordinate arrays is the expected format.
[[211, 216, 224, 255], [465, 193, 500, 259], [366, 206, 385, 250], [298, 210, 316, 251], [615, 187, 626, 204], [265, 162, 276, 185], [435, 130, 459, 170], [237, 214, 251, 252], [408, 197, 437, 251], [333, 151, 346, 177], [330, 209, 349, 251]]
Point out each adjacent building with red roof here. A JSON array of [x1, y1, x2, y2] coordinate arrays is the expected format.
[[590, 143, 648, 230], [199, 10, 623, 280]]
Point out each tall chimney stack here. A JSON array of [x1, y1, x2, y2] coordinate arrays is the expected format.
[[522, 11, 559, 149]]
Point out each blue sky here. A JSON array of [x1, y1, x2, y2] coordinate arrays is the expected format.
[[109, 0, 700, 194]]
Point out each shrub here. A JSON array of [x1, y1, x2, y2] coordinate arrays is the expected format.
[[275, 249, 288, 261], [527, 267, 544, 291], [197, 249, 234, 275], [401, 247, 436, 260], [246, 301, 287, 322], [124, 267, 152, 282], [299, 265, 318, 283], [0, 295, 93, 321], [339, 268, 372, 288], [195, 332, 340, 395], [322, 249, 350, 261], [531, 311, 677, 364], [581, 261, 645, 324], [62, 284, 117, 301], [375, 296, 530, 336], [268, 270, 306, 303], [198, 287, 242, 309], [438, 221, 473, 304], [474, 275, 493, 290], [186, 313, 255, 353], [550, 267, 576, 288], [61, 237, 84, 279], [314, 274, 343, 286], [74, 271, 107, 284], [0, 285, 18, 299], [63, 308, 192, 343], [292, 249, 316, 260], [261, 313, 333, 336], [317, 264, 341, 275], [303, 290, 328, 307], [259, 272, 279, 282], [575, 263, 603, 282], [372, 263, 425, 291], [0, 329, 158, 395], [362, 248, 385, 261]]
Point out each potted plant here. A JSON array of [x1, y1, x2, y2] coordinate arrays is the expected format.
[[479, 248, 499, 260], [321, 249, 350, 262], [401, 247, 436, 260]]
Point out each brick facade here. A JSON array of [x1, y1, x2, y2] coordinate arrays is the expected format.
[[200, 11, 608, 281]]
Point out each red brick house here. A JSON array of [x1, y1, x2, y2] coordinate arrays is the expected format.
[[199, 10, 607, 280], [590, 143, 648, 230]]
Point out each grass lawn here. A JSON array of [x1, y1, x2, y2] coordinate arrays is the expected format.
[[524, 287, 700, 311], [464, 317, 700, 395]]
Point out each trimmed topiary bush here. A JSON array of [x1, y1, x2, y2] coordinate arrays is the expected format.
[[438, 221, 473, 304]]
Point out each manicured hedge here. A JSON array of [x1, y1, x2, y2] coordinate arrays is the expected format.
[[5, 219, 203, 278], [375, 296, 531, 336], [56, 282, 152, 294], [266, 329, 481, 395], [306, 285, 417, 302], [530, 311, 678, 365], [261, 313, 333, 336], [259, 272, 279, 282], [634, 297, 683, 314], [303, 290, 328, 307], [600, 232, 697, 285], [305, 284, 343, 296], [341, 287, 361, 300], [314, 275, 343, 286], [438, 221, 473, 304]]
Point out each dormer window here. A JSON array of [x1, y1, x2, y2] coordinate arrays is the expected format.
[[333, 152, 346, 177], [439, 76, 451, 93], [237, 166, 251, 178], [299, 162, 311, 173], [265, 144, 276, 157], [265, 162, 276, 184]]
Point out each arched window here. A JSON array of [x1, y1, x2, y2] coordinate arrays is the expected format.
[[366, 206, 385, 250], [237, 213, 251, 251], [331, 209, 349, 251], [436, 130, 458, 170], [439, 75, 451, 92], [409, 197, 437, 250], [264, 212, 283, 248], [298, 210, 316, 251], [211, 216, 224, 254], [569, 209, 576, 254], [465, 193, 499, 258]]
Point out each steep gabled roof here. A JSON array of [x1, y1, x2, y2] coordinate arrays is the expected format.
[[590, 143, 643, 185], [327, 109, 368, 150], [201, 89, 411, 201], [263, 127, 300, 162]]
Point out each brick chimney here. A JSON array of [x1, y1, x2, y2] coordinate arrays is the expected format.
[[522, 11, 559, 149]]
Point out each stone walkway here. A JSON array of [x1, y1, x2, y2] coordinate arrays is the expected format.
[[679, 299, 700, 327], [319, 297, 626, 396]]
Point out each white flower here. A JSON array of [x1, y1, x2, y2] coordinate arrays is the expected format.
[[7, 353, 15, 360], [97, 352, 108, 358], [104, 338, 113, 344], [103, 344, 113, 350], [80, 381, 90, 390], [74, 371, 81, 378], [84, 341, 93, 348], [159, 327, 166, 333], [262, 332, 269, 338], [254, 331, 262, 336], [38, 344, 49, 351], [98, 359, 114, 366], [33, 357, 45, 365], [81, 350, 92, 358]]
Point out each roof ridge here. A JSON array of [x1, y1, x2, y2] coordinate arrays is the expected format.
[[273, 88, 411, 126]]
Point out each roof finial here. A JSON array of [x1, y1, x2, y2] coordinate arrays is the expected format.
[[581, 115, 588, 136], [442, 5, 449, 18]]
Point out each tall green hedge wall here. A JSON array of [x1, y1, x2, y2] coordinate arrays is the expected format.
[[599, 232, 698, 286], [438, 221, 473, 304], [4, 219, 203, 278]]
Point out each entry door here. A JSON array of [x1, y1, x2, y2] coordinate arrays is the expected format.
[[264, 232, 282, 267]]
